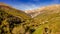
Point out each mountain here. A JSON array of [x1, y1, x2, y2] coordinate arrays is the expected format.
[[0, 3, 32, 34], [32, 5, 60, 34], [1, 3, 60, 34], [0, 3, 31, 19], [25, 5, 60, 18]]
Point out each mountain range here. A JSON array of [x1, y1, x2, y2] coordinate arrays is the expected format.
[[25, 5, 60, 18], [0, 3, 60, 34]]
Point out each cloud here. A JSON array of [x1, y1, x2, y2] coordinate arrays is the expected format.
[[13, 2, 39, 10], [11, 0, 60, 10]]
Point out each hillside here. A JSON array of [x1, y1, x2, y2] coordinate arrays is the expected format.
[[0, 3, 60, 34], [0, 3, 32, 34], [0, 3, 31, 19], [32, 5, 60, 34]]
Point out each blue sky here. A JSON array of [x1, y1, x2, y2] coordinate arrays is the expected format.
[[0, 0, 60, 10]]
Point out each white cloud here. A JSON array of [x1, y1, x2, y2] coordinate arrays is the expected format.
[[12, 0, 60, 10], [13, 3, 39, 10]]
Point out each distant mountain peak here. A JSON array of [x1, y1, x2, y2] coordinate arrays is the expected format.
[[25, 4, 60, 18]]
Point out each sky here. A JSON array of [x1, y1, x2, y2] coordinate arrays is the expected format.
[[0, 0, 60, 10]]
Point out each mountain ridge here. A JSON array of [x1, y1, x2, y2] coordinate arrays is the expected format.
[[0, 3, 31, 19], [0, 3, 60, 34], [0, 3, 32, 34], [25, 4, 60, 18]]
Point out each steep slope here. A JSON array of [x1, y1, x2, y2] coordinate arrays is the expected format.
[[0, 3, 31, 19], [1, 3, 60, 34], [0, 3, 32, 34], [33, 5, 60, 34]]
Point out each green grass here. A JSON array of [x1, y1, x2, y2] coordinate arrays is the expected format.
[[0, 6, 31, 34], [33, 9, 60, 34], [0, 4, 60, 34]]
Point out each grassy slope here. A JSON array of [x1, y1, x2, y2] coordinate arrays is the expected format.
[[0, 4, 31, 34], [0, 5, 31, 19], [33, 5, 60, 34], [1, 3, 60, 34]]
